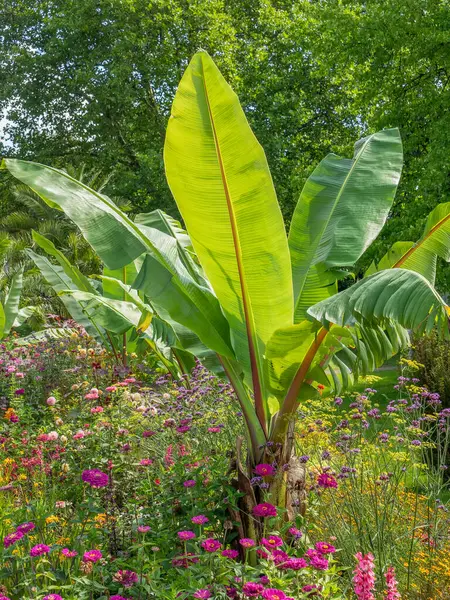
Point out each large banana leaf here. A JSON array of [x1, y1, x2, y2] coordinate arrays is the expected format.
[[308, 268, 449, 337], [26, 249, 103, 340], [289, 129, 403, 322], [3, 267, 24, 334], [0, 303, 5, 338], [32, 230, 97, 293], [365, 242, 416, 275], [164, 50, 293, 429]]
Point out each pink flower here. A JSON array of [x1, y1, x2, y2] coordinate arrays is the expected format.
[[46, 396, 57, 406], [261, 535, 283, 549], [43, 595, 63, 600], [143, 430, 156, 437], [83, 549, 102, 563], [271, 549, 289, 566], [253, 503, 277, 518], [30, 544, 51, 557], [281, 558, 308, 570], [194, 590, 212, 599], [353, 552, 376, 600], [113, 570, 138, 587], [61, 548, 78, 558], [254, 463, 276, 477], [0, 596, 11, 600], [288, 527, 303, 539], [16, 521, 35, 534], [90, 406, 104, 414], [315, 541, 336, 555], [140, 459, 153, 466], [317, 473, 338, 488], [222, 549, 239, 559], [191, 514, 209, 525], [137, 525, 151, 533], [178, 530, 196, 541], [239, 538, 256, 548], [207, 427, 221, 433], [201, 538, 222, 552], [105, 386, 117, 393], [242, 582, 264, 597], [262, 590, 287, 600], [385, 566, 401, 600], [3, 531, 24, 548], [183, 479, 196, 488], [81, 469, 109, 488]]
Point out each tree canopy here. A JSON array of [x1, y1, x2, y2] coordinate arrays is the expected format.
[[1, 0, 449, 286]]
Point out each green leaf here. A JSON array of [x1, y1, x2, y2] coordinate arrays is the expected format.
[[3, 266, 24, 334], [308, 268, 449, 337], [0, 303, 5, 339], [13, 306, 36, 328], [289, 128, 403, 321], [365, 241, 416, 276], [164, 50, 293, 428]]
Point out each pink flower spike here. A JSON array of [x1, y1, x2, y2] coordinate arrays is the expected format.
[[353, 552, 376, 600]]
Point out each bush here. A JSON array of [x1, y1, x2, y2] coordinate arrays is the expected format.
[[413, 331, 450, 409]]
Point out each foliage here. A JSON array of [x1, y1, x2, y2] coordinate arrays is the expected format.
[[413, 332, 450, 410]]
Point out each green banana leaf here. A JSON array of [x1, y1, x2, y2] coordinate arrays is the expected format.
[[289, 128, 403, 322], [164, 50, 293, 430], [3, 267, 25, 335]]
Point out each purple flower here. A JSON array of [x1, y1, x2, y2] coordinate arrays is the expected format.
[[111, 596, 130, 600], [315, 541, 336, 554], [299, 455, 310, 463], [3, 531, 24, 548], [178, 530, 196, 541], [222, 549, 239, 559], [282, 557, 308, 570], [253, 503, 277, 518], [317, 473, 338, 488], [288, 527, 302, 539], [261, 535, 283, 549], [183, 479, 196, 488], [191, 514, 209, 525], [239, 538, 256, 548], [16, 521, 35, 534], [201, 538, 222, 552], [137, 525, 151, 533], [262, 590, 287, 600], [113, 569, 138, 587], [242, 582, 264, 597], [61, 548, 78, 558], [30, 544, 51, 557], [43, 596, 63, 600], [81, 469, 109, 488], [193, 590, 212, 599]]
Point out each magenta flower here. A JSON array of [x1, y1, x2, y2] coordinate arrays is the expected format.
[[61, 548, 78, 558], [261, 535, 283, 549], [317, 473, 338, 488], [288, 527, 303, 539], [43, 595, 63, 600], [262, 590, 287, 600], [222, 549, 239, 559], [281, 557, 308, 570], [183, 479, 196, 488], [30, 544, 51, 557], [82, 549, 102, 563], [254, 463, 276, 477], [81, 469, 109, 488], [140, 459, 153, 466], [271, 549, 289, 566], [385, 566, 401, 600], [193, 590, 212, 599], [191, 514, 209, 525], [113, 569, 138, 587], [0, 595, 11, 600], [201, 538, 222, 552], [3, 531, 24, 548], [315, 541, 336, 555], [302, 585, 321, 595], [110, 596, 130, 600], [178, 530, 196, 541], [353, 552, 376, 600], [253, 503, 277, 518], [16, 521, 35, 534], [137, 525, 151, 533], [239, 538, 256, 548], [242, 582, 264, 597]]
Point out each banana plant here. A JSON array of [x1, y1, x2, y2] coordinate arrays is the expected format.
[[4, 52, 450, 517], [0, 266, 35, 339]]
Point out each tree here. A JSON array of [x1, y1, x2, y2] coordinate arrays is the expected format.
[[5, 52, 450, 537]]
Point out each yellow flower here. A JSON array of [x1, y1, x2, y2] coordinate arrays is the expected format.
[[46, 515, 59, 524]]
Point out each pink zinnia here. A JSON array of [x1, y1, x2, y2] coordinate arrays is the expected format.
[[385, 566, 401, 600], [83, 549, 102, 563], [242, 582, 264, 597], [113, 569, 138, 587], [140, 459, 153, 466], [281, 557, 308, 570], [201, 538, 222, 552], [178, 530, 196, 541], [239, 538, 256, 548], [262, 590, 287, 600], [138, 525, 151, 533], [222, 549, 239, 559], [16, 521, 35, 534], [353, 552, 376, 600], [30, 544, 51, 557], [81, 469, 109, 488], [183, 479, 196, 488], [315, 541, 336, 554], [254, 463, 276, 477], [3, 531, 24, 548], [253, 503, 277, 518], [317, 473, 338, 488], [43, 595, 63, 600], [194, 590, 212, 599], [191, 514, 209, 525], [262, 535, 283, 549], [61, 548, 78, 558]]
